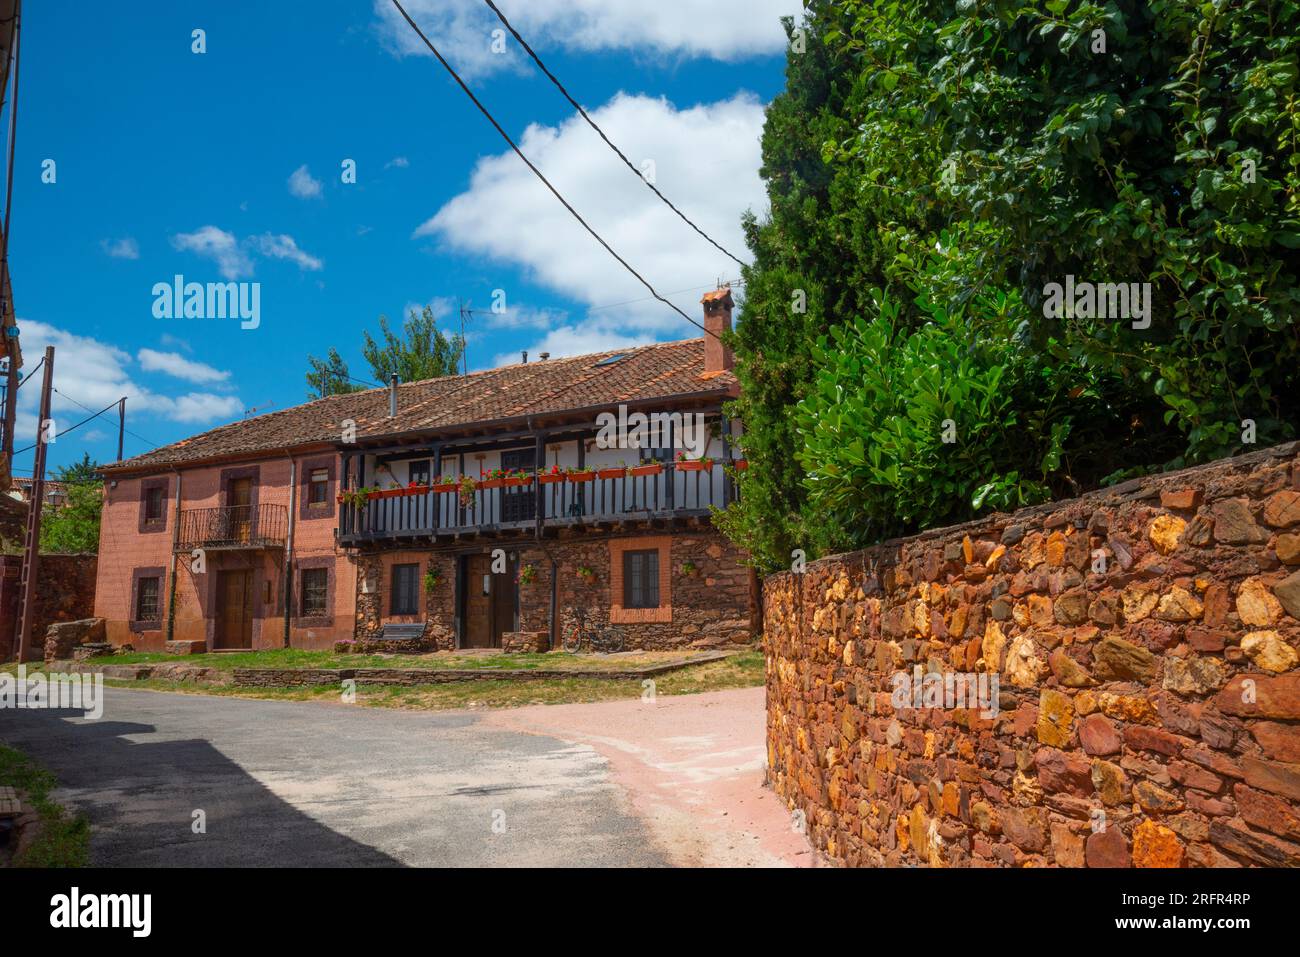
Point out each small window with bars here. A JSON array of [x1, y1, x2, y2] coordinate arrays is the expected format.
[[300, 568, 329, 617], [135, 576, 161, 622], [622, 549, 660, 609]]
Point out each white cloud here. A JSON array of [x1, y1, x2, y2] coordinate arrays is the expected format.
[[488, 323, 644, 369], [100, 237, 140, 260], [10, 320, 244, 448], [373, 0, 801, 77], [170, 226, 324, 278], [288, 164, 323, 199], [137, 348, 231, 385], [251, 233, 324, 272], [417, 92, 762, 353], [171, 226, 254, 280], [385, 156, 410, 169]]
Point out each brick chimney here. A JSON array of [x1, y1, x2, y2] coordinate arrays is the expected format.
[[700, 287, 734, 374]]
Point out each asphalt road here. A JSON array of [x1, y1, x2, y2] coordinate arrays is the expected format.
[[0, 687, 666, 867]]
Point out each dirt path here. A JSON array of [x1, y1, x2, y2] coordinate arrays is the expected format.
[[486, 686, 818, 867]]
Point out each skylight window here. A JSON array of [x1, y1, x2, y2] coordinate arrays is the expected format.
[[595, 353, 627, 367]]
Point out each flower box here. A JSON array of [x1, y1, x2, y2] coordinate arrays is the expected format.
[[432, 482, 458, 494], [401, 485, 430, 497], [629, 463, 663, 477], [733, 459, 749, 471], [375, 488, 403, 499], [538, 473, 565, 485], [478, 478, 505, 490], [675, 460, 709, 472], [597, 467, 626, 480], [567, 471, 596, 483], [502, 476, 534, 488]]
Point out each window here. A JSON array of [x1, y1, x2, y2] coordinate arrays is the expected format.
[[308, 468, 329, 506], [300, 568, 329, 617], [622, 550, 660, 609], [408, 460, 430, 486], [135, 576, 161, 622], [391, 563, 420, 615], [144, 486, 165, 522]]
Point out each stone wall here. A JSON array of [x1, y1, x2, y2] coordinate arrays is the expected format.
[[764, 442, 1300, 868], [0, 553, 98, 662]]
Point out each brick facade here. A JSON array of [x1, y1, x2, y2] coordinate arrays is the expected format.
[[94, 453, 353, 652], [765, 442, 1300, 868]]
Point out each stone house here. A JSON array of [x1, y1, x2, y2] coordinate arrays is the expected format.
[[93, 290, 756, 653]]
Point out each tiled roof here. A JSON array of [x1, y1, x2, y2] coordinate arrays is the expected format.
[[105, 337, 738, 473]]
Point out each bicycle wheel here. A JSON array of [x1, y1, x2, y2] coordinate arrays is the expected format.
[[562, 627, 583, 654], [599, 627, 624, 654]]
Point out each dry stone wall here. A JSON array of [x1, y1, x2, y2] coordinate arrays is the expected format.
[[765, 443, 1300, 867]]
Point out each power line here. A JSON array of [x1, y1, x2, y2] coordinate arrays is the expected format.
[[481, 0, 747, 269], [389, 0, 719, 343], [52, 386, 159, 451], [14, 396, 122, 455]]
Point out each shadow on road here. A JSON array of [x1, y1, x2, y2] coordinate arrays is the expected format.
[[1, 707, 402, 867]]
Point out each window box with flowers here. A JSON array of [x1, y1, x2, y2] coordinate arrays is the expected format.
[[433, 477, 459, 493], [629, 462, 663, 477], [538, 466, 565, 485], [674, 452, 714, 472], [566, 467, 596, 483], [597, 465, 627, 480]]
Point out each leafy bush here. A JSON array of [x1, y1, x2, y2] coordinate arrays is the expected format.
[[724, 0, 1300, 567], [798, 287, 1110, 549]]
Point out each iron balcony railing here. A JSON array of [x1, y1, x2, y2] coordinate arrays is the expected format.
[[338, 461, 741, 544], [175, 504, 288, 551]]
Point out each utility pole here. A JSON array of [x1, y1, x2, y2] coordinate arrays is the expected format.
[[117, 396, 125, 461], [12, 343, 51, 662]]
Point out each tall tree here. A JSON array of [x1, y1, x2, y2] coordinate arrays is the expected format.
[[305, 348, 365, 400], [362, 305, 466, 384]]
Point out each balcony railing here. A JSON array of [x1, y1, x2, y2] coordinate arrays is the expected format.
[[176, 504, 288, 551], [338, 462, 740, 545]]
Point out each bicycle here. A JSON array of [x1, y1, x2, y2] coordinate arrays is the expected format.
[[562, 608, 624, 654]]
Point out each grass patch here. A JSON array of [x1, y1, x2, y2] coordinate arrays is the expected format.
[[80, 648, 721, 673], [0, 744, 89, 867], [96, 650, 767, 712]]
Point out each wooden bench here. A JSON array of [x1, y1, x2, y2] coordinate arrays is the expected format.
[[378, 623, 427, 643]]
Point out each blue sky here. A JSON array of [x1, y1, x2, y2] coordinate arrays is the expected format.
[[10, 0, 798, 475]]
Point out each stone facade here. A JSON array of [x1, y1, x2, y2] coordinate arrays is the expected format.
[[765, 442, 1300, 868], [43, 617, 106, 664], [352, 530, 755, 651]]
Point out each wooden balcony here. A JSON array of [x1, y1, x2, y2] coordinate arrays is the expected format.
[[337, 463, 740, 547], [175, 504, 288, 552]]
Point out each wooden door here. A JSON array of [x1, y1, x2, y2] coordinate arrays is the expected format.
[[215, 569, 253, 649], [462, 555, 493, 648], [228, 477, 252, 543], [491, 556, 517, 643]]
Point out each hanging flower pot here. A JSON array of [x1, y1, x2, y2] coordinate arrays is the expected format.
[[576, 564, 596, 583], [567, 469, 596, 483], [629, 463, 663, 477], [538, 472, 565, 485], [517, 563, 538, 586], [479, 478, 505, 490], [733, 459, 749, 471], [502, 474, 534, 488], [457, 476, 477, 508], [433, 480, 458, 494], [675, 459, 710, 472], [597, 467, 626, 480]]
